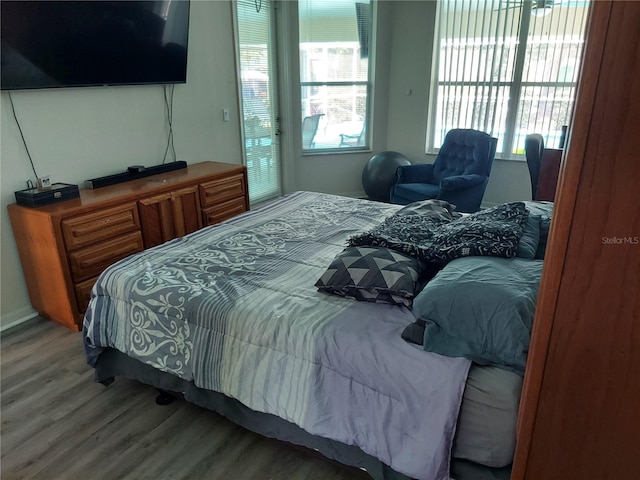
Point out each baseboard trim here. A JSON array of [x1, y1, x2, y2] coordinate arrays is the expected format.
[[1, 308, 39, 333]]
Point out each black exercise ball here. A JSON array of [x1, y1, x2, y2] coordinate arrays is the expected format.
[[362, 151, 411, 202]]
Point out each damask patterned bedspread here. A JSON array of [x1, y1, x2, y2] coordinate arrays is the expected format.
[[83, 191, 471, 480]]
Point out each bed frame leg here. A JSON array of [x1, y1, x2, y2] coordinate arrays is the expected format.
[[99, 377, 114, 387], [155, 389, 177, 406]]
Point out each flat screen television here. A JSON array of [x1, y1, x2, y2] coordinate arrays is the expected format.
[[1, 0, 190, 91]]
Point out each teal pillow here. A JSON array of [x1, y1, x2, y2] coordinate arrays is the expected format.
[[522, 201, 554, 259], [516, 214, 541, 259], [412, 256, 543, 375], [536, 217, 551, 259]]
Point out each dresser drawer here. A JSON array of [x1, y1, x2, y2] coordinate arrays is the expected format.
[[202, 196, 248, 226], [74, 277, 98, 313], [62, 203, 140, 251], [68, 231, 144, 282], [199, 174, 246, 208]]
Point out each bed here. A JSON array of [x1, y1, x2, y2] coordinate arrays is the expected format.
[[84, 191, 549, 480]]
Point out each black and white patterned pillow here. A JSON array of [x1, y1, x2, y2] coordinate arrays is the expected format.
[[315, 246, 424, 307]]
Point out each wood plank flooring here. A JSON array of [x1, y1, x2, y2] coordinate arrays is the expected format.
[[1, 318, 372, 480]]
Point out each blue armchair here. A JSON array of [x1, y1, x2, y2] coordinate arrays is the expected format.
[[389, 129, 498, 212]]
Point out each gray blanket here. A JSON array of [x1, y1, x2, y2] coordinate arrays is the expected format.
[[83, 191, 471, 480], [349, 202, 529, 264]]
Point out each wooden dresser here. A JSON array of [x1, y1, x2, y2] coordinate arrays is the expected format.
[[8, 161, 249, 331]]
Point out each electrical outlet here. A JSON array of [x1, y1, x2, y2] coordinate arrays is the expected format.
[[223, 108, 230, 122], [37, 175, 51, 190]]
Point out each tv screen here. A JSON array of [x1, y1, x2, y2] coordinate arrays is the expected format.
[[1, 0, 190, 90]]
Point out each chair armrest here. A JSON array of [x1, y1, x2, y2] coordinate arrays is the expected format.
[[396, 164, 435, 184], [340, 133, 359, 140], [440, 174, 486, 191], [339, 133, 359, 147]]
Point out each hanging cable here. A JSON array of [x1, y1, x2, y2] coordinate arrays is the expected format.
[[162, 84, 177, 163], [7, 91, 39, 180], [255, 0, 262, 13], [169, 84, 176, 162]]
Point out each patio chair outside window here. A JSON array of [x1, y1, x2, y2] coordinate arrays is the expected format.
[[339, 122, 366, 147], [302, 113, 324, 149]]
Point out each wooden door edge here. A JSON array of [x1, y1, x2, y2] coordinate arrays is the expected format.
[[511, 1, 613, 477]]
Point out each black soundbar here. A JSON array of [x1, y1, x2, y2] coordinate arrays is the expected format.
[[85, 161, 188, 189]]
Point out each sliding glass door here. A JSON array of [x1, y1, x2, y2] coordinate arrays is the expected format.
[[235, 0, 281, 204]]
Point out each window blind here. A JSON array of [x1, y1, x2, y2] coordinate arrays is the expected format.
[[429, 0, 590, 156]]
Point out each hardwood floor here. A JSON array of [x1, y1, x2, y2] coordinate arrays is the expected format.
[[0, 318, 371, 480]]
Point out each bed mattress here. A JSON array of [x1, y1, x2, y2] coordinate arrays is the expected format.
[[454, 364, 522, 467]]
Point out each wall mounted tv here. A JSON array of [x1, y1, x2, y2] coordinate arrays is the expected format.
[[1, 0, 190, 91]]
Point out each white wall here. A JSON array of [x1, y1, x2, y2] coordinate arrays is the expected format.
[[385, 0, 436, 162], [0, 0, 242, 328]]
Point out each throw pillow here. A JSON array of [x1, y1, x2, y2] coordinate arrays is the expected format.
[[516, 214, 541, 259], [315, 246, 425, 307], [523, 201, 554, 259], [410, 256, 543, 375]]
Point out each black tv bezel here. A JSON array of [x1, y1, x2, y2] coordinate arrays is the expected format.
[[0, 0, 191, 92]]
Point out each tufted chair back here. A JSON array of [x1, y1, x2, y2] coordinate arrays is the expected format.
[[432, 129, 497, 184]]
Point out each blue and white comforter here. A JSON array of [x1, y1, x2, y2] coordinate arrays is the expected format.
[[83, 191, 471, 480]]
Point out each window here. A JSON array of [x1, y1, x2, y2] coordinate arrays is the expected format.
[[428, 0, 590, 156], [298, 0, 372, 151]]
